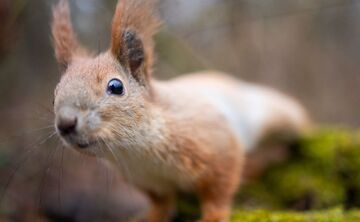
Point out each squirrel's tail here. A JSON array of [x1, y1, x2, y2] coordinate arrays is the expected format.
[[238, 84, 311, 182], [254, 91, 311, 147]]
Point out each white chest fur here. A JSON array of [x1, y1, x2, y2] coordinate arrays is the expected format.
[[112, 147, 195, 195]]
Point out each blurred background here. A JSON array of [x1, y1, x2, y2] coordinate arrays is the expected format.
[[0, 0, 360, 221]]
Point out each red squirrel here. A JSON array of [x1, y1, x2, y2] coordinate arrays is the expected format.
[[51, 0, 310, 221]]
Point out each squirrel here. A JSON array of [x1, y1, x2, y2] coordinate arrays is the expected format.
[[51, 0, 310, 221]]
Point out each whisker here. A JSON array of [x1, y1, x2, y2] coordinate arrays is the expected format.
[[0, 149, 35, 202], [37, 143, 59, 210], [19, 125, 55, 136], [104, 158, 114, 200], [35, 103, 54, 116], [28, 125, 55, 131], [101, 138, 133, 185], [38, 131, 58, 147], [19, 104, 54, 123], [97, 137, 139, 204], [58, 146, 65, 209], [79, 151, 88, 170], [97, 144, 112, 199], [0, 131, 57, 203], [0, 124, 55, 146], [0, 108, 53, 123]]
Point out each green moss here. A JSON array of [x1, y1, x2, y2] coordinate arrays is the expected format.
[[231, 208, 360, 222], [177, 128, 360, 221], [237, 128, 360, 210], [266, 165, 344, 208]]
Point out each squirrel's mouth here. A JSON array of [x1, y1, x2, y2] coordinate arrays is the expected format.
[[76, 141, 97, 149], [66, 139, 103, 157], [57, 132, 97, 150]]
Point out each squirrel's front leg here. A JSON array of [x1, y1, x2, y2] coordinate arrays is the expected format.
[[144, 191, 175, 222], [196, 156, 241, 222], [197, 187, 233, 222]]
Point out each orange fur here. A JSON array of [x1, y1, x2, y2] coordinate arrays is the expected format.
[[51, 1, 310, 222], [111, 0, 161, 82], [51, 0, 88, 68]]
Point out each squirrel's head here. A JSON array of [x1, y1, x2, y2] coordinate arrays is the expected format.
[[51, 0, 160, 155]]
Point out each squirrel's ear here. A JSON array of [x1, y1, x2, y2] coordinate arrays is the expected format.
[[110, 0, 160, 85], [51, 0, 86, 69]]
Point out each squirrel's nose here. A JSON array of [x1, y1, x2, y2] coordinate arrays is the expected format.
[[56, 107, 78, 136]]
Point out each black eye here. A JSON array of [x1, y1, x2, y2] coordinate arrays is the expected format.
[[107, 78, 125, 95]]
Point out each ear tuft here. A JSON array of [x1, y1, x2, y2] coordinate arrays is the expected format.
[[111, 0, 161, 83], [124, 30, 145, 75], [51, 0, 86, 69]]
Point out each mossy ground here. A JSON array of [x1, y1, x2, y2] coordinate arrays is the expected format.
[[177, 128, 360, 221], [237, 128, 360, 210], [231, 208, 360, 222]]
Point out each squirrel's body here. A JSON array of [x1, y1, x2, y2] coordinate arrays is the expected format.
[[155, 71, 307, 150], [51, 1, 310, 221], [111, 71, 244, 193], [110, 70, 308, 221]]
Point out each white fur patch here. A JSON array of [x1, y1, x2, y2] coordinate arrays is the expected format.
[[197, 88, 267, 151], [195, 82, 300, 152]]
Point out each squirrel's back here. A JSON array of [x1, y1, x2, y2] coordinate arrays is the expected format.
[[154, 71, 310, 151]]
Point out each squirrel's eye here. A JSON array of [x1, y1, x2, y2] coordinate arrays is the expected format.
[[107, 78, 124, 95]]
